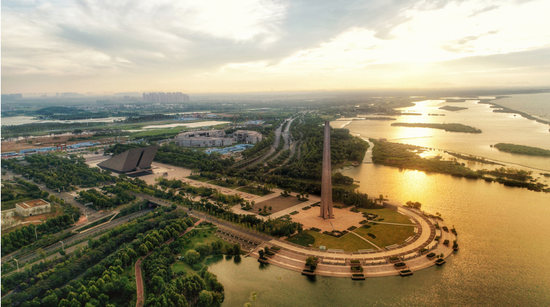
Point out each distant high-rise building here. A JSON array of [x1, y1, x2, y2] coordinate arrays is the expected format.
[[142, 92, 189, 103], [61, 92, 83, 97]]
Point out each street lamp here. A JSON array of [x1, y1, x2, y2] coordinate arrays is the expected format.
[[14, 259, 19, 272], [34, 227, 38, 240]]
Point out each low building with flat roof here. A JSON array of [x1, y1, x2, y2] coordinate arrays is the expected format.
[[234, 130, 262, 144], [175, 130, 234, 147], [178, 137, 233, 147], [15, 199, 51, 217]]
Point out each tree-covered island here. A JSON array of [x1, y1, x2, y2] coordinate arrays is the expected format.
[[493, 143, 550, 157], [390, 123, 482, 133]]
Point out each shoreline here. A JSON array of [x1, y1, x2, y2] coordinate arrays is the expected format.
[[478, 99, 550, 127], [246, 204, 457, 278]]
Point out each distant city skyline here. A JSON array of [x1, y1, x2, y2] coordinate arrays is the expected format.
[[2, 0, 550, 94]]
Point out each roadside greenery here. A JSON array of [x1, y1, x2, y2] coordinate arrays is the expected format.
[[1, 214, 75, 256]]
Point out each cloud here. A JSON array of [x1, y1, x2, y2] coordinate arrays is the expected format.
[[2, 0, 550, 93]]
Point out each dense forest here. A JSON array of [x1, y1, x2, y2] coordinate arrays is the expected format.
[[2, 155, 116, 191], [78, 184, 136, 209], [2, 208, 189, 307]]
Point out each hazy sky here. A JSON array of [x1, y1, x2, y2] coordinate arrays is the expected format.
[[2, 0, 550, 94]]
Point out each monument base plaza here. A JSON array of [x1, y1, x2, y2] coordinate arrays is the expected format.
[[249, 205, 457, 278]]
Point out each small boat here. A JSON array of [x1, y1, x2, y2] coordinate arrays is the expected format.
[[352, 274, 366, 280], [435, 259, 446, 266], [399, 270, 413, 276], [301, 269, 315, 276]]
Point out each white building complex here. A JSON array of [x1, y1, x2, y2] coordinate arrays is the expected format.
[[175, 130, 234, 147], [234, 130, 263, 144], [175, 129, 262, 147], [15, 199, 51, 217]]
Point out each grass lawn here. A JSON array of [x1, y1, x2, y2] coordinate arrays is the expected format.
[[357, 206, 414, 224], [354, 224, 415, 248], [172, 260, 195, 274], [303, 231, 375, 252], [208, 180, 239, 189], [236, 186, 273, 196], [287, 231, 315, 247], [179, 228, 227, 256], [129, 127, 185, 138], [121, 265, 136, 279], [187, 175, 212, 182]]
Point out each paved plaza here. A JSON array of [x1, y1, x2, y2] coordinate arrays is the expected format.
[[248, 206, 457, 278], [290, 206, 366, 232]]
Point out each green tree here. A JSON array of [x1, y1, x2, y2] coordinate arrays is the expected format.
[[197, 290, 213, 307], [98, 294, 109, 307], [185, 250, 201, 265], [41, 293, 58, 307], [58, 299, 71, 307], [139, 243, 149, 256], [88, 285, 99, 298]]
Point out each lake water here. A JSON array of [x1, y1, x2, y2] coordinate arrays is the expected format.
[[0, 116, 126, 126], [333, 98, 550, 171], [209, 95, 550, 306], [495, 93, 550, 120]]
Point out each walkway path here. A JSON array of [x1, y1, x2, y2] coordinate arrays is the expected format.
[[136, 194, 454, 278], [349, 231, 381, 250], [135, 218, 203, 307], [368, 221, 417, 227], [247, 206, 454, 277]]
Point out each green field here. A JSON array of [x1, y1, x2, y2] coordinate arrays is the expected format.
[[237, 186, 273, 196], [187, 175, 212, 182], [357, 207, 414, 224], [354, 224, 415, 249], [172, 227, 228, 275], [128, 127, 185, 138], [287, 231, 315, 247], [208, 180, 239, 189], [178, 228, 226, 256], [172, 260, 195, 274], [288, 230, 375, 252]]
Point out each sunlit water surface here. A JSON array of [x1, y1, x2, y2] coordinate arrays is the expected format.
[[209, 96, 550, 306]]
